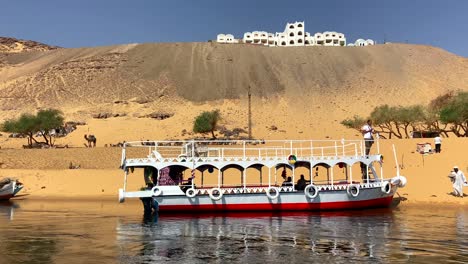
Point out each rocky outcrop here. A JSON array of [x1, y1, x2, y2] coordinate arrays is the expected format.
[[0, 36, 59, 53]]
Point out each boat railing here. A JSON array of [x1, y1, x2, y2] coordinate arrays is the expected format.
[[122, 139, 380, 162], [172, 178, 383, 194]]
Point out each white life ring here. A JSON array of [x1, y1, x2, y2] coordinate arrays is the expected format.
[[266, 187, 280, 200], [151, 186, 162, 196], [347, 184, 360, 197], [381, 181, 392, 194], [209, 187, 223, 201], [304, 184, 319, 199], [186, 187, 197, 198]]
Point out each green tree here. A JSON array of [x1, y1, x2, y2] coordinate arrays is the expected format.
[[395, 105, 426, 138], [2, 113, 39, 146], [193, 110, 221, 139], [1, 109, 64, 147], [341, 92, 467, 138], [36, 109, 65, 146], [423, 92, 455, 136], [370, 105, 399, 138], [439, 92, 468, 137], [342, 105, 427, 139], [340, 115, 366, 132]]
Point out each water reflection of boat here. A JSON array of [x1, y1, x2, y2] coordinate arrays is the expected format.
[[0, 201, 18, 221], [0, 178, 23, 200], [117, 139, 407, 213], [116, 209, 397, 262]]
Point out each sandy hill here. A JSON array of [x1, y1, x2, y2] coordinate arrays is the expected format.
[[0, 39, 467, 205], [0, 36, 59, 53], [0, 40, 467, 145]]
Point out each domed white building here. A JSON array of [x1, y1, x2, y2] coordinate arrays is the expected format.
[[349, 38, 375, 46], [216, 33, 238, 44], [216, 21, 376, 48]]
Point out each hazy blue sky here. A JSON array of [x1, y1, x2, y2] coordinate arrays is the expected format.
[[1, 0, 467, 56]]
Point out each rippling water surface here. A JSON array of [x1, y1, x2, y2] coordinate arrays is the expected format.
[[0, 199, 466, 263]]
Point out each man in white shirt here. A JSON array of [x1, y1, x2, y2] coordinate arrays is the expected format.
[[434, 134, 442, 153], [452, 166, 467, 197], [361, 120, 374, 156]]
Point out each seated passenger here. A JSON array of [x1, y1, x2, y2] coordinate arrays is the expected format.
[[296, 174, 307, 191], [282, 176, 293, 187]]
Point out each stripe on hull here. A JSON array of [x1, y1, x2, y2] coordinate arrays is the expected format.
[[157, 196, 394, 212]]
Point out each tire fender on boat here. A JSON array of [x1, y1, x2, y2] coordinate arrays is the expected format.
[[151, 186, 162, 197], [266, 186, 280, 200], [346, 184, 360, 198], [186, 187, 197, 198], [304, 184, 319, 199], [381, 181, 392, 194], [209, 187, 223, 201]]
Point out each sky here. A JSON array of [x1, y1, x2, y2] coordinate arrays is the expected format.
[[1, 0, 468, 57]]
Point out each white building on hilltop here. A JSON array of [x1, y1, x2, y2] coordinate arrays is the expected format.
[[243, 31, 273, 45], [217, 34, 239, 43], [216, 21, 374, 48], [348, 39, 375, 46]]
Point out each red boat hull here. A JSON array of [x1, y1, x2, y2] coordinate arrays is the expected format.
[[157, 196, 394, 212]]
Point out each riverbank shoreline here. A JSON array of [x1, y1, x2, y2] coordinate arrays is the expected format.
[[1, 138, 467, 206]]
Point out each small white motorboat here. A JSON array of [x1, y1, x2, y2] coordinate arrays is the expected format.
[[0, 178, 24, 200]]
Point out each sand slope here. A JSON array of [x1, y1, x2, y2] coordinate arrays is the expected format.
[[0, 42, 467, 115]]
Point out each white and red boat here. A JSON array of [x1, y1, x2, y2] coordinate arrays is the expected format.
[[0, 178, 23, 200], [118, 139, 407, 213]]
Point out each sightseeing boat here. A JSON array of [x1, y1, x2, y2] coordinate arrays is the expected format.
[[0, 178, 23, 200], [118, 139, 407, 213]]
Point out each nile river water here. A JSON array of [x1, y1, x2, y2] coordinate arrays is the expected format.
[[0, 199, 466, 264]]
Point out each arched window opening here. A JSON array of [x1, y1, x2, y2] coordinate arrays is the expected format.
[[298, 31, 303, 36], [289, 32, 294, 37], [289, 40, 295, 45]]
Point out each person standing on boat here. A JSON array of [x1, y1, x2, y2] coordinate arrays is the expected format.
[[361, 120, 375, 156]]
